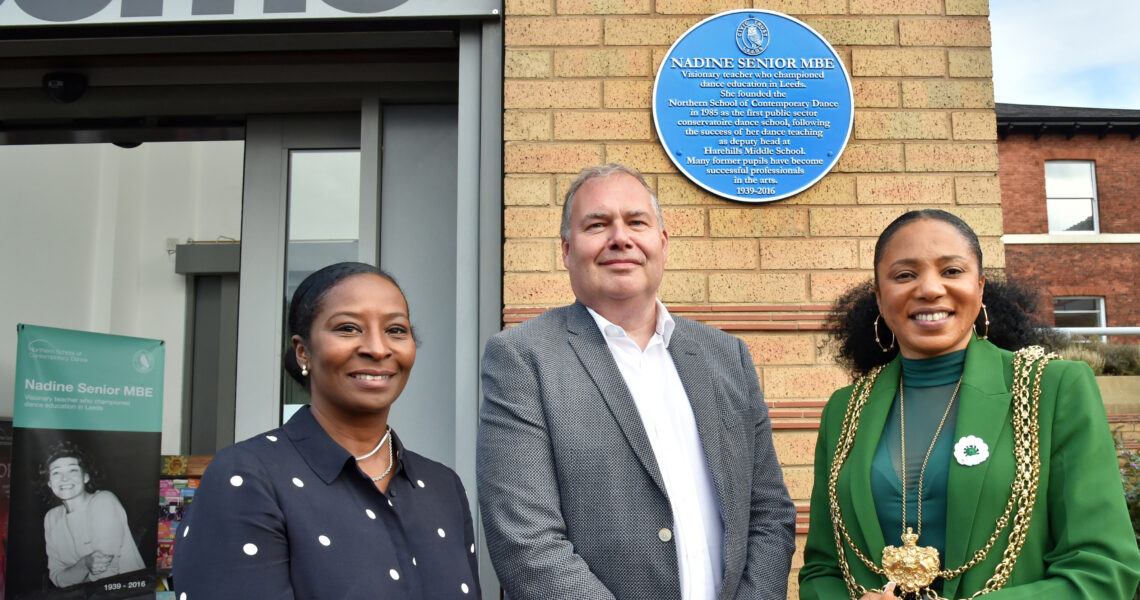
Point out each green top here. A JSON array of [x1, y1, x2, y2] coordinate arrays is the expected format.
[[871, 349, 966, 562]]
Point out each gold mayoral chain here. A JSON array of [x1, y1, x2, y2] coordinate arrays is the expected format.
[[826, 346, 1056, 600], [881, 374, 963, 595]]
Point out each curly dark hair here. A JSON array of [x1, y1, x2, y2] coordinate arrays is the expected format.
[[39, 440, 100, 506], [829, 210, 1049, 375]]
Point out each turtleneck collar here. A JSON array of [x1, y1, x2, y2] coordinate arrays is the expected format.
[[900, 348, 966, 388]]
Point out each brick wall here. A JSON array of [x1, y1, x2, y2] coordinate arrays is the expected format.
[[999, 133, 1140, 234], [999, 132, 1140, 340], [1006, 244, 1140, 328], [504, 1, 1000, 594]]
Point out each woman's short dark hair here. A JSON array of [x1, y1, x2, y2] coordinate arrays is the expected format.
[[40, 440, 99, 502], [829, 210, 1048, 374], [283, 262, 410, 389]]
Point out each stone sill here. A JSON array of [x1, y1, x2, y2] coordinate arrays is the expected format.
[[1003, 233, 1140, 244]]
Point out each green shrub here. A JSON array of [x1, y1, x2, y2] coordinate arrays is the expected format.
[[1102, 343, 1140, 376], [1058, 344, 1106, 375], [1042, 333, 1140, 376], [1036, 327, 1073, 353]]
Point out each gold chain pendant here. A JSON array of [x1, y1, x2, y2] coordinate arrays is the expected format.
[[825, 346, 1054, 599], [882, 528, 941, 594]]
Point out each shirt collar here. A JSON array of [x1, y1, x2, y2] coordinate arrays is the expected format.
[[283, 405, 417, 485], [585, 299, 675, 348]]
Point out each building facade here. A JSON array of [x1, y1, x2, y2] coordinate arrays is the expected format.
[[997, 103, 1140, 341], [0, 1, 1003, 596], [503, 1, 1000, 593]]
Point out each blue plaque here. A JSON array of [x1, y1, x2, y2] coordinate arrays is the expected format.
[[654, 10, 853, 204]]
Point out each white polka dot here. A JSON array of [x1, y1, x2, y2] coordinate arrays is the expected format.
[[416, 479, 425, 488], [412, 556, 417, 566], [388, 499, 394, 507], [437, 528, 446, 538], [292, 477, 304, 487], [366, 509, 376, 520], [183, 525, 190, 538], [243, 543, 258, 556], [470, 543, 475, 554], [180, 594, 187, 600], [266, 435, 278, 442], [230, 475, 243, 487], [389, 569, 400, 580], [318, 535, 331, 546], [461, 583, 470, 594]]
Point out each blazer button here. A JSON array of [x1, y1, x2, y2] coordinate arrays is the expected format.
[[658, 528, 673, 543]]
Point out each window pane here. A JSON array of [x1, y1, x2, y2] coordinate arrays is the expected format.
[[1054, 311, 1100, 328], [1046, 198, 1094, 232], [1054, 298, 1098, 312], [0, 141, 244, 454], [1045, 161, 1094, 197], [285, 150, 361, 298], [283, 149, 361, 411]]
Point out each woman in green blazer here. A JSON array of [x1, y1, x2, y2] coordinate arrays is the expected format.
[[799, 210, 1140, 599]]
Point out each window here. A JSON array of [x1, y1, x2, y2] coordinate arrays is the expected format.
[[1044, 161, 1098, 233], [0, 141, 244, 453], [282, 149, 362, 417], [1053, 297, 1105, 328]]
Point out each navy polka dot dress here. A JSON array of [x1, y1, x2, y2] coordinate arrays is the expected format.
[[172, 406, 480, 599]]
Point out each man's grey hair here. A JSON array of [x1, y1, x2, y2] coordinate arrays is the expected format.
[[559, 163, 664, 241]]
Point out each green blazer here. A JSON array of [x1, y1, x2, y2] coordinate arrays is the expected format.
[[799, 338, 1140, 599]]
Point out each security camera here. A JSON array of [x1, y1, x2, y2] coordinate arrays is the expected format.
[[42, 72, 88, 103]]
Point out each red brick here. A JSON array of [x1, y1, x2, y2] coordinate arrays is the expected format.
[[1005, 244, 1140, 331], [999, 130, 1140, 336], [999, 133, 1140, 234]]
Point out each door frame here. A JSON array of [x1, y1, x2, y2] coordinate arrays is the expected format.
[[235, 113, 364, 439]]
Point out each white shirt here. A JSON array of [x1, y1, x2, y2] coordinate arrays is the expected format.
[[587, 301, 724, 600]]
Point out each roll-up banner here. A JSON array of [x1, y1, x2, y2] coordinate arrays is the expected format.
[[6, 325, 163, 600]]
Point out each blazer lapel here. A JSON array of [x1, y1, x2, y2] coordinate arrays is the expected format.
[[845, 359, 898, 564], [565, 302, 668, 498], [667, 331, 730, 520], [942, 339, 1012, 599]]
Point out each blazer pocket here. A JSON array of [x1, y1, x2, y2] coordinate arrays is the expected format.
[[721, 407, 760, 466], [722, 406, 761, 431]]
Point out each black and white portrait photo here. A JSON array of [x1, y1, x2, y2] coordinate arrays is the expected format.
[[7, 428, 157, 600]]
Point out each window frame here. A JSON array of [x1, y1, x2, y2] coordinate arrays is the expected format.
[[1044, 159, 1100, 234], [1053, 296, 1107, 341]]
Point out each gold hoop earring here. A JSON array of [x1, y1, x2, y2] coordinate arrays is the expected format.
[[301, 363, 309, 377], [974, 303, 990, 340], [873, 314, 895, 353]]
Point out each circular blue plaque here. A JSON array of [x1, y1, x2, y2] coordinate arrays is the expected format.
[[653, 10, 853, 204]]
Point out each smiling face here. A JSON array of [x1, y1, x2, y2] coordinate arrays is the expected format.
[[293, 273, 416, 422], [874, 218, 985, 360], [48, 457, 89, 502], [561, 173, 668, 315]]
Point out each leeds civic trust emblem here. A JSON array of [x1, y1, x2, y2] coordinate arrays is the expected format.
[[735, 17, 770, 56]]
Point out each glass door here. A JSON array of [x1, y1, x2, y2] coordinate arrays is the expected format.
[[234, 114, 371, 438], [282, 149, 363, 418]]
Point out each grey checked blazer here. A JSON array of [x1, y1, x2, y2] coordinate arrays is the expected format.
[[477, 302, 796, 600]]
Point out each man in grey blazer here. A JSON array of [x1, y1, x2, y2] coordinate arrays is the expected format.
[[477, 164, 796, 600]]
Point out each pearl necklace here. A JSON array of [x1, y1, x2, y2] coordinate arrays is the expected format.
[[354, 427, 395, 483], [354, 427, 391, 461]]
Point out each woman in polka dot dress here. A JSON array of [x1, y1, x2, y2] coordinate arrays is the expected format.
[[173, 262, 480, 599]]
